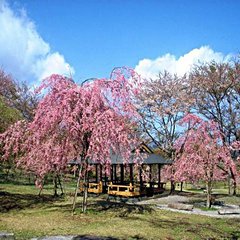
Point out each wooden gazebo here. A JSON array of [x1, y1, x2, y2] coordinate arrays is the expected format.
[[85, 144, 172, 197]]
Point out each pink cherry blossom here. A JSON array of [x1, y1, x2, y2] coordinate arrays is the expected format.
[[172, 114, 237, 207], [0, 68, 142, 192]]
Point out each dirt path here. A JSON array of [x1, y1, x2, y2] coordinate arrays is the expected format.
[[138, 195, 190, 205], [156, 204, 240, 218], [137, 194, 240, 218]]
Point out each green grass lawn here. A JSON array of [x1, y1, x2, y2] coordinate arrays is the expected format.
[[0, 182, 240, 240]]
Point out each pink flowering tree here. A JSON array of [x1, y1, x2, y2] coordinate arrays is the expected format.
[[189, 61, 240, 195], [173, 114, 236, 208], [137, 72, 193, 193], [0, 68, 142, 213], [231, 141, 240, 185]]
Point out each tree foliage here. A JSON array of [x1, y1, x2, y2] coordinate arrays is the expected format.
[[190, 61, 240, 144], [173, 114, 236, 207], [0, 69, 142, 212], [0, 69, 38, 121], [137, 60, 240, 194], [0, 96, 22, 133], [137, 72, 193, 156]]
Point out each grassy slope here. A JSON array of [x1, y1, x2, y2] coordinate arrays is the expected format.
[[0, 183, 240, 240]]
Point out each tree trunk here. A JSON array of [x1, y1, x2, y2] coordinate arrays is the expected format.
[[28, 173, 31, 184], [53, 173, 58, 197], [232, 180, 237, 196], [57, 174, 64, 195], [38, 187, 43, 196], [180, 182, 183, 192], [82, 163, 89, 213], [82, 183, 88, 213], [206, 181, 212, 208], [73, 134, 90, 214], [228, 173, 231, 195], [5, 167, 10, 180], [170, 154, 175, 194], [170, 180, 175, 194], [38, 178, 44, 196], [230, 168, 237, 196], [72, 164, 83, 215]]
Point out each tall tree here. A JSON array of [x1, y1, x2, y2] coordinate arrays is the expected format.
[[189, 61, 240, 194], [137, 72, 193, 191], [138, 72, 193, 154], [190, 61, 240, 143], [0, 68, 142, 213], [0, 69, 37, 179], [0, 69, 38, 121], [173, 114, 236, 208], [0, 97, 22, 133]]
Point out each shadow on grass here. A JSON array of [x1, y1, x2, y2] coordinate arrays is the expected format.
[[0, 190, 64, 212], [33, 235, 146, 240], [73, 235, 147, 240], [146, 216, 240, 239], [230, 231, 240, 240], [47, 197, 154, 217], [73, 235, 119, 240], [0, 177, 35, 186], [87, 200, 154, 217]]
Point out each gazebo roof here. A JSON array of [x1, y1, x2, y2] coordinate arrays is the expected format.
[[109, 153, 172, 165], [69, 153, 172, 166], [68, 143, 172, 166]]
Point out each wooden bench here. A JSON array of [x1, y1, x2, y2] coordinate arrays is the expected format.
[[108, 182, 141, 197], [79, 181, 103, 194], [88, 181, 103, 194]]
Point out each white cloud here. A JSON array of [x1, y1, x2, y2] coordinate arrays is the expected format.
[[135, 46, 231, 79], [0, 1, 74, 84]]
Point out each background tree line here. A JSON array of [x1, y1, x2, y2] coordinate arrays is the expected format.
[[137, 59, 240, 199], [0, 70, 38, 181], [0, 69, 38, 132], [0, 59, 240, 210]]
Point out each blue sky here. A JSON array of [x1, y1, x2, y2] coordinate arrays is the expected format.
[[0, 0, 240, 85]]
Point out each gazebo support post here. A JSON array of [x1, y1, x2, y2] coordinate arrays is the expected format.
[[100, 165, 103, 182], [114, 164, 117, 183], [104, 169, 107, 186], [149, 164, 152, 188], [130, 164, 133, 183], [139, 166, 143, 190], [158, 164, 161, 188], [120, 164, 124, 183], [111, 165, 114, 182], [95, 164, 98, 183]]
